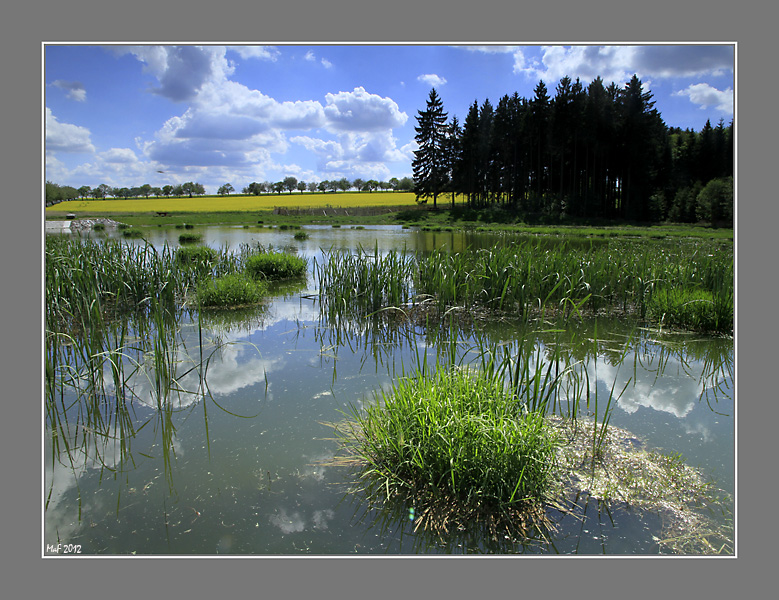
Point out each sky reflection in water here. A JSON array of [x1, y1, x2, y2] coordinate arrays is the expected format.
[[44, 227, 734, 555]]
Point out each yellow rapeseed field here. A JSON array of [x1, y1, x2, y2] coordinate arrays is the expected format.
[[46, 192, 424, 213]]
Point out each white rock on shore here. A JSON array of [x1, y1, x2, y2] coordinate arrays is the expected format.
[[65, 218, 124, 232]]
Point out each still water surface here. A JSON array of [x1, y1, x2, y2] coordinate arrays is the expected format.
[[44, 225, 734, 555]]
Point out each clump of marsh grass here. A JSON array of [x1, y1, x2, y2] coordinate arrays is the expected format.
[[178, 232, 202, 244], [648, 287, 733, 333], [174, 244, 220, 286], [330, 364, 561, 540], [175, 244, 218, 266], [122, 228, 143, 238], [244, 251, 307, 281], [195, 272, 267, 308]]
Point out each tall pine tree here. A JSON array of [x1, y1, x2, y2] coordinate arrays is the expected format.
[[412, 88, 449, 208]]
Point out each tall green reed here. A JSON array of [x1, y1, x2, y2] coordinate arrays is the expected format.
[[314, 237, 732, 333], [45, 236, 275, 478]]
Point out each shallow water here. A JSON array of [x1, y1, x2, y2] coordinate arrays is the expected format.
[[44, 225, 734, 555]]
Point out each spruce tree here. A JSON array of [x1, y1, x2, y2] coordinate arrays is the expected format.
[[412, 88, 449, 208]]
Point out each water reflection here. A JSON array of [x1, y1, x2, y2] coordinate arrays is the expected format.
[[44, 228, 734, 555]]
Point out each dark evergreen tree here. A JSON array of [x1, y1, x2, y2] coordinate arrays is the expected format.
[[582, 77, 613, 218], [550, 76, 587, 216], [616, 75, 666, 220], [695, 119, 716, 183], [476, 99, 495, 206], [412, 87, 449, 208], [444, 115, 462, 209], [528, 81, 551, 212], [508, 92, 529, 209], [457, 101, 482, 207]]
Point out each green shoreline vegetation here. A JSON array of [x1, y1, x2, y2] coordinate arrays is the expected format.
[[46, 200, 733, 241]]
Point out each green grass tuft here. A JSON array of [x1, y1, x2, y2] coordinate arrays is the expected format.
[[340, 366, 559, 518], [174, 244, 218, 265], [244, 252, 307, 280], [178, 232, 202, 244], [195, 272, 267, 308], [648, 287, 733, 332]]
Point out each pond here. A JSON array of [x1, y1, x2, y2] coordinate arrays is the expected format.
[[44, 224, 734, 555]]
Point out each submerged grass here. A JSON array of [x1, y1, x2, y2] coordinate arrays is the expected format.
[[550, 416, 733, 554]]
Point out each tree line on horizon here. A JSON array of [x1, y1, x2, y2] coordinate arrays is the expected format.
[[45, 176, 417, 207], [413, 75, 733, 224], [45, 181, 208, 205], [240, 176, 414, 196]]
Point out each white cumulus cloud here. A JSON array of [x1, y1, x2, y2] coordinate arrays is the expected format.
[[323, 87, 408, 132], [513, 45, 733, 86], [50, 80, 87, 102], [417, 73, 447, 87], [673, 83, 733, 114], [228, 45, 280, 61], [101, 148, 139, 164], [45, 108, 95, 153], [110, 45, 234, 102]]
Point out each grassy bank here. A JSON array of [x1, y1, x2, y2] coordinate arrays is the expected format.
[[45, 193, 732, 241]]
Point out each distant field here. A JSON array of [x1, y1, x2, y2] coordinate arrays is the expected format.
[[46, 192, 423, 213]]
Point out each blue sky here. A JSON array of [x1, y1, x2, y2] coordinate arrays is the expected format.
[[44, 43, 735, 195]]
